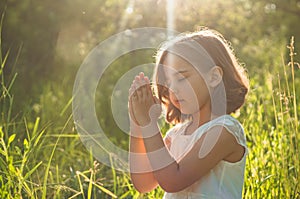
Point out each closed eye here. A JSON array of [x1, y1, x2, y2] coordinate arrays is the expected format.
[[165, 75, 188, 86], [177, 77, 186, 81], [177, 75, 189, 82]]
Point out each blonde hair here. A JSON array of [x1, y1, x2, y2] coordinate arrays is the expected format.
[[153, 28, 249, 124]]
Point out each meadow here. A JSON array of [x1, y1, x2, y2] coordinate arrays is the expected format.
[[0, 33, 299, 199]]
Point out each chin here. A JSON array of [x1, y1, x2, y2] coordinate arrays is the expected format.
[[181, 107, 201, 115], [180, 108, 195, 115]]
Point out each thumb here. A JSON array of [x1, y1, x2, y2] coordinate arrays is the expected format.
[[149, 96, 162, 120], [153, 95, 161, 105]]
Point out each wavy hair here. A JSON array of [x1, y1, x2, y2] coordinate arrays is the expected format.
[[153, 28, 249, 124]]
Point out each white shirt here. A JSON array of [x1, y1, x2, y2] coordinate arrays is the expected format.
[[163, 115, 247, 199]]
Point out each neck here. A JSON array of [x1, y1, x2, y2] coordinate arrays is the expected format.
[[184, 105, 212, 135], [195, 98, 214, 124], [191, 111, 209, 127]]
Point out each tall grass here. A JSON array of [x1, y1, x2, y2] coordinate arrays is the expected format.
[[0, 17, 123, 198], [0, 19, 299, 198], [242, 37, 299, 199], [0, 54, 121, 199]]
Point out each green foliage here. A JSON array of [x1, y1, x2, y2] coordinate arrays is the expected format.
[[1, 37, 299, 198], [0, 0, 299, 198], [241, 37, 299, 198], [0, 16, 130, 198]]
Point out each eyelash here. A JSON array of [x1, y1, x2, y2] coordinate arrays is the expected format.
[[165, 77, 187, 86]]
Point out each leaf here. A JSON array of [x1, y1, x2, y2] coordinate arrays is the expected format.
[[0, 127, 3, 137], [8, 162, 16, 174], [93, 182, 117, 198], [8, 134, 16, 146], [0, 149, 5, 156], [24, 161, 43, 180], [23, 138, 29, 149], [33, 129, 46, 147], [32, 117, 40, 137]]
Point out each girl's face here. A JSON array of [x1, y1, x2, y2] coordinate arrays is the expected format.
[[162, 53, 211, 115]]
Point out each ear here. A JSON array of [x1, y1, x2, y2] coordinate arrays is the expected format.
[[208, 66, 223, 87]]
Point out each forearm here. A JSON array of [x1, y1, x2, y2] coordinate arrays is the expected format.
[[128, 100, 180, 191], [129, 122, 158, 192], [129, 135, 151, 172], [141, 123, 180, 190]]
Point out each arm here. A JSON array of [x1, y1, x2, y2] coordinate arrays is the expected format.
[[129, 118, 159, 193], [141, 124, 242, 192], [128, 87, 158, 193]]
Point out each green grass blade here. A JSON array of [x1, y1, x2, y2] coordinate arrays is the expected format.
[[24, 161, 42, 180]]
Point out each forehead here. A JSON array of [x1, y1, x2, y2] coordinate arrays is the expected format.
[[162, 53, 196, 75]]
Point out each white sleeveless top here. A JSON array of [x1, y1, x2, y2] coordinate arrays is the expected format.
[[163, 115, 247, 199]]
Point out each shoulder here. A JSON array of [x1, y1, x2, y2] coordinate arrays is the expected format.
[[197, 125, 238, 159], [207, 115, 246, 146], [192, 115, 246, 145], [170, 125, 243, 187], [198, 116, 246, 162], [209, 115, 243, 130]]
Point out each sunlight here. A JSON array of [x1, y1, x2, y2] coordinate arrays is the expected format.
[[126, 6, 133, 14], [118, 0, 135, 31], [166, 0, 175, 38], [56, 22, 89, 63]]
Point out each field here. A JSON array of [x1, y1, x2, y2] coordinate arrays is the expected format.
[[0, 34, 299, 199]]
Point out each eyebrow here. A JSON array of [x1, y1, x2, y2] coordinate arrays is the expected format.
[[172, 70, 189, 75]]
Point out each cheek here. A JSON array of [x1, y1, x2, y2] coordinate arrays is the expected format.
[[196, 85, 211, 106], [189, 79, 210, 104], [183, 79, 200, 97], [169, 91, 179, 105]]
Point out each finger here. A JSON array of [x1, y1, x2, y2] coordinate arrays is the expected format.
[[143, 76, 152, 98], [129, 84, 135, 98], [135, 74, 150, 99], [144, 76, 150, 84], [144, 76, 151, 91], [131, 76, 139, 98], [128, 97, 138, 124], [139, 72, 144, 79], [139, 75, 153, 101], [128, 88, 139, 123], [134, 76, 144, 99], [139, 75, 148, 98], [137, 74, 147, 88], [129, 82, 138, 101]]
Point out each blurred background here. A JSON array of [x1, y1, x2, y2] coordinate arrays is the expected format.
[[1, 0, 299, 108], [0, 0, 299, 198]]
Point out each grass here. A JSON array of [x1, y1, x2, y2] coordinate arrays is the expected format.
[[241, 37, 299, 199], [0, 27, 299, 199]]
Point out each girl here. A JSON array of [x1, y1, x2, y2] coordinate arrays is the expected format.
[[128, 28, 249, 198]]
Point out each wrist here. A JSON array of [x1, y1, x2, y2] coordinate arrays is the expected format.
[[136, 116, 151, 127], [140, 121, 160, 138], [129, 119, 143, 138]]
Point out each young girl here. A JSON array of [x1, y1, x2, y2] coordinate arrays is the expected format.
[[128, 28, 249, 198]]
